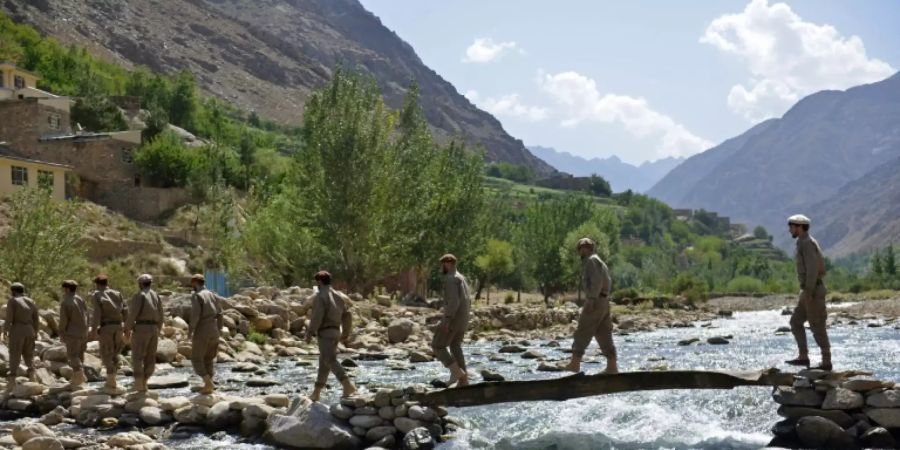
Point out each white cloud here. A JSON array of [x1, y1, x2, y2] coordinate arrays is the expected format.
[[465, 90, 548, 122], [702, 0, 895, 121], [537, 71, 712, 161], [462, 38, 520, 63]]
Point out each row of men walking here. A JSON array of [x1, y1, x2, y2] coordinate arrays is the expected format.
[[3, 273, 223, 396], [3, 213, 831, 402]]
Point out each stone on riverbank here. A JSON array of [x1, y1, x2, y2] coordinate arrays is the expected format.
[[264, 396, 361, 449], [795, 416, 857, 449], [13, 423, 55, 445]]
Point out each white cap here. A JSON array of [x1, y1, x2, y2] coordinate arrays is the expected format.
[[788, 214, 811, 225], [137, 274, 153, 283]]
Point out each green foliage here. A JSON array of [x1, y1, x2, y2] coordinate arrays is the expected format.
[[670, 272, 709, 303], [134, 131, 196, 188], [725, 276, 766, 293], [486, 162, 535, 183], [753, 225, 770, 241], [247, 331, 268, 344], [71, 95, 128, 132], [0, 188, 88, 306], [612, 287, 640, 301], [588, 174, 612, 197], [475, 239, 515, 301]]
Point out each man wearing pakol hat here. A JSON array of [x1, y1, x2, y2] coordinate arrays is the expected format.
[[3, 282, 38, 393], [89, 274, 127, 393], [561, 238, 618, 374], [59, 280, 89, 387], [188, 273, 223, 394], [785, 214, 832, 370], [305, 270, 357, 401], [432, 253, 472, 387], [125, 274, 164, 392]]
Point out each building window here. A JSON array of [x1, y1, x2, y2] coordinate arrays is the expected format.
[[14, 75, 25, 89], [11, 166, 28, 186], [48, 114, 61, 130], [121, 147, 134, 164], [38, 170, 54, 189]]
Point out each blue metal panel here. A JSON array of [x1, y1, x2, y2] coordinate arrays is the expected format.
[[204, 270, 231, 297]]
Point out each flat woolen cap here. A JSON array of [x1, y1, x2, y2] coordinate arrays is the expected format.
[[10, 282, 25, 290], [314, 270, 331, 281], [62, 280, 78, 289], [190, 274, 205, 283], [788, 214, 811, 226], [577, 238, 595, 249], [137, 274, 153, 283], [93, 274, 109, 283], [439, 254, 457, 263]]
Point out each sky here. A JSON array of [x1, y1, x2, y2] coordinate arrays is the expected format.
[[359, 0, 900, 165]]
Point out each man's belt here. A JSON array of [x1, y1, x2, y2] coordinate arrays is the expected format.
[[100, 321, 122, 327], [136, 320, 158, 325]]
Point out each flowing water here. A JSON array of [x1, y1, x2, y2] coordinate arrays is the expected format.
[[78, 305, 899, 450]]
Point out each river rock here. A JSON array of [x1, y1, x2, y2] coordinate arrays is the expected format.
[[861, 427, 896, 449], [408, 406, 437, 422], [677, 338, 699, 346], [842, 378, 885, 392], [246, 378, 280, 387], [232, 362, 259, 373], [865, 408, 900, 428], [160, 396, 191, 412], [379, 406, 396, 421], [244, 403, 275, 419], [821, 388, 864, 410], [795, 416, 857, 449], [42, 346, 68, 363], [388, 320, 414, 344], [402, 427, 435, 450], [14, 382, 46, 398], [867, 389, 900, 407], [409, 351, 433, 363], [366, 425, 397, 442], [207, 401, 241, 430], [174, 404, 209, 424], [156, 339, 178, 363], [373, 389, 392, 408], [777, 406, 854, 428], [265, 394, 290, 408], [498, 345, 526, 353], [706, 336, 729, 345], [481, 370, 505, 382], [537, 363, 563, 372], [13, 423, 55, 445], [264, 396, 361, 449], [330, 404, 354, 420], [171, 316, 189, 330], [521, 350, 545, 359], [148, 375, 189, 389], [139, 406, 167, 425], [39, 406, 67, 426], [773, 387, 824, 407], [107, 431, 153, 447], [349, 415, 383, 429], [191, 394, 219, 408], [21, 436, 64, 450], [394, 417, 425, 434]]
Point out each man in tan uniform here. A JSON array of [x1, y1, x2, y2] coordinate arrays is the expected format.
[[125, 274, 164, 392], [785, 214, 832, 371], [432, 254, 471, 387], [562, 238, 618, 374], [89, 274, 127, 392], [305, 271, 357, 401], [3, 283, 38, 393], [188, 274, 223, 394], [59, 280, 89, 387]]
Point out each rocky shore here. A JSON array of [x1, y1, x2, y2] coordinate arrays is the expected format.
[[770, 370, 900, 449]]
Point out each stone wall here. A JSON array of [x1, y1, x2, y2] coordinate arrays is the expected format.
[[91, 186, 192, 223]]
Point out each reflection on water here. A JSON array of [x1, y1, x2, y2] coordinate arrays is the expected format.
[[145, 308, 898, 449]]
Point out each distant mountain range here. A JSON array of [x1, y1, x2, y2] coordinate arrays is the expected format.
[[1, 0, 554, 175], [528, 146, 684, 193], [648, 72, 900, 256]]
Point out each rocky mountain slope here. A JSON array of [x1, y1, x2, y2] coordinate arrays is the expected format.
[[528, 145, 683, 193], [648, 73, 900, 255], [1, 0, 554, 175]]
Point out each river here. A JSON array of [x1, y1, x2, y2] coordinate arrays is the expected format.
[[78, 304, 899, 450]]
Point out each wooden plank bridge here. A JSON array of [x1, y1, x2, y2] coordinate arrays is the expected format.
[[413, 369, 799, 407]]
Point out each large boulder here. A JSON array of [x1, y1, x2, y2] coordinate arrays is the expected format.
[[822, 388, 864, 410], [42, 346, 68, 363], [156, 339, 178, 363], [865, 408, 900, 428], [867, 390, 900, 408], [795, 416, 858, 450], [773, 387, 824, 407], [13, 423, 55, 445], [22, 437, 64, 450], [387, 320, 414, 344], [264, 396, 361, 449], [107, 432, 154, 447]]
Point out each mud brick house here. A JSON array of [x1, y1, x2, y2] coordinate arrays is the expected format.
[[0, 62, 189, 220]]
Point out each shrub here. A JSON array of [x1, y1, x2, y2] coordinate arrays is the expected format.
[[725, 276, 766, 294], [504, 292, 515, 304], [671, 272, 709, 303], [134, 131, 196, 188], [247, 331, 267, 345], [612, 287, 640, 302]]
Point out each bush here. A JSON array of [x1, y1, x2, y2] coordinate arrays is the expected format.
[[247, 331, 267, 345], [134, 131, 196, 188], [504, 292, 515, 304], [671, 272, 708, 303], [612, 287, 640, 301], [725, 276, 766, 294]]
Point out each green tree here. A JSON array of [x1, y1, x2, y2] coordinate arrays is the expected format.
[[884, 244, 897, 276], [0, 188, 87, 306], [238, 131, 256, 189], [474, 239, 515, 303], [71, 95, 128, 132], [134, 131, 196, 188], [169, 70, 199, 132], [753, 225, 769, 240], [871, 249, 884, 276], [670, 272, 709, 303], [588, 174, 612, 197]]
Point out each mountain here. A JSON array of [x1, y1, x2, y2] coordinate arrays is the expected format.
[[528, 146, 684, 192], [1, 0, 554, 175], [648, 73, 900, 255]]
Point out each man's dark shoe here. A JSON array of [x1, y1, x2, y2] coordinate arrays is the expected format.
[[785, 358, 811, 367]]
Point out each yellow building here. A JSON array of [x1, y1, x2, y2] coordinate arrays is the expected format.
[[0, 144, 70, 201], [0, 61, 71, 113]]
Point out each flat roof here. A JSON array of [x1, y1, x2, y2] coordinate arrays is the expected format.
[[0, 61, 40, 78], [0, 145, 73, 169]]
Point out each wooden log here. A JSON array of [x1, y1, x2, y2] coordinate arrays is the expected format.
[[414, 368, 795, 407]]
